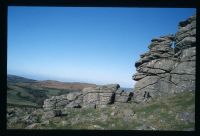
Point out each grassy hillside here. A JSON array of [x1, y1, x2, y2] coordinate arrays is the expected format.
[[39, 91, 194, 130], [7, 75, 96, 107], [7, 91, 195, 130], [7, 85, 71, 107]]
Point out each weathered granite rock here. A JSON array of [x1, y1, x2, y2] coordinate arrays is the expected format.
[[42, 92, 83, 119], [22, 114, 38, 125], [41, 110, 56, 120], [133, 14, 196, 103], [41, 109, 63, 120], [134, 34, 175, 70], [25, 123, 39, 129], [177, 112, 195, 123], [115, 89, 133, 103], [43, 92, 83, 111], [42, 84, 134, 112], [7, 107, 43, 128], [82, 84, 119, 108], [133, 34, 176, 103], [171, 14, 196, 93], [175, 14, 196, 53]]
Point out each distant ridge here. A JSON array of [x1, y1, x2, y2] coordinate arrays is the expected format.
[[7, 74, 37, 83], [7, 74, 96, 90]]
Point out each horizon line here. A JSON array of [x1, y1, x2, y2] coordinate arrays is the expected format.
[[7, 73, 134, 88]]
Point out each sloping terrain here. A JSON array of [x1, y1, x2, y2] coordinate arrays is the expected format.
[[7, 91, 194, 130], [7, 75, 96, 107]]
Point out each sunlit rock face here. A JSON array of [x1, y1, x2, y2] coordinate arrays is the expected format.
[[133, 15, 196, 103]]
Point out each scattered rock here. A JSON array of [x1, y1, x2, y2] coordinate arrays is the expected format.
[[135, 124, 155, 130], [61, 120, 68, 126], [25, 123, 39, 129], [91, 125, 104, 130], [42, 110, 56, 120], [100, 113, 108, 122], [110, 111, 116, 116], [22, 114, 38, 125], [41, 120, 50, 125], [123, 109, 135, 117], [178, 112, 195, 123], [111, 123, 115, 127]]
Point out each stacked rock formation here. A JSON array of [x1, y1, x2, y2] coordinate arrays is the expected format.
[[171, 14, 196, 93], [82, 84, 133, 108], [82, 84, 118, 108], [133, 14, 196, 103], [42, 84, 133, 116]]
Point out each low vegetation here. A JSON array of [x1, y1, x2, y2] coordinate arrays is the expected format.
[[7, 91, 195, 130]]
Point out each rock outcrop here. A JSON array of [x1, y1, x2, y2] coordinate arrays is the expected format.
[[43, 92, 83, 111], [82, 84, 133, 108], [42, 92, 83, 119], [42, 84, 133, 114], [133, 15, 196, 103], [171, 14, 196, 93], [82, 84, 119, 108]]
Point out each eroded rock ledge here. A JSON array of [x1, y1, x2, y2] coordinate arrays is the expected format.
[[42, 84, 133, 119], [132, 14, 196, 103]]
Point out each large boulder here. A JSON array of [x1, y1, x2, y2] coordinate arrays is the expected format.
[[43, 92, 83, 111], [42, 92, 83, 119], [82, 84, 120, 108]]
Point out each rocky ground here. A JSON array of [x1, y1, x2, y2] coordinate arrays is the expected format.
[[7, 91, 194, 130]]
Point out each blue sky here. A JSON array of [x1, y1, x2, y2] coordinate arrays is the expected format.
[[8, 7, 196, 88]]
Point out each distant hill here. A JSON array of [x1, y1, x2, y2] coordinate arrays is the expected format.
[[7, 74, 37, 83], [7, 75, 96, 107], [34, 80, 96, 91], [7, 75, 96, 90]]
